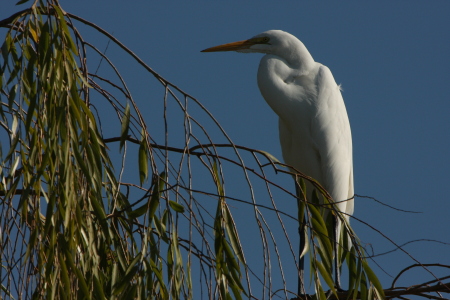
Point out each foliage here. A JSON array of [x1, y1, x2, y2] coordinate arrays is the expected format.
[[0, 1, 447, 300]]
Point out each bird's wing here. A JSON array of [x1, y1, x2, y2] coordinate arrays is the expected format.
[[311, 65, 354, 216]]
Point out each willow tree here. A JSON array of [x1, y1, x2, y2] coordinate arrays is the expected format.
[[1, 1, 448, 300]]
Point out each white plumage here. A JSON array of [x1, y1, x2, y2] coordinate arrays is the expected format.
[[202, 29, 353, 292]]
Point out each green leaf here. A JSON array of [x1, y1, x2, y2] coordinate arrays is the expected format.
[[224, 210, 245, 271], [7, 58, 21, 85], [360, 273, 368, 300], [138, 137, 148, 185], [148, 172, 167, 221], [128, 203, 147, 219], [316, 260, 337, 296], [352, 257, 363, 299], [153, 213, 169, 243], [258, 150, 280, 163], [168, 200, 185, 213], [347, 247, 357, 292], [228, 278, 244, 300], [315, 281, 327, 300], [212, 159, 224, 196], [148, 259, 168, 298], [308, 204, 331, 247], [8, 84, 18, 109], [223, 239, 240, 273], [59, 251, 71, 294], [129, 172, 167, 220], [113, 253, 142, 295], [362, 260, 384, 299], [52, 5, 78, 54], [119, 102, 130, 151], [62, 242, 90, 297]]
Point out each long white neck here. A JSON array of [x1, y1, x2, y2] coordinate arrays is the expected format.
[[273, 38, 315, 74]]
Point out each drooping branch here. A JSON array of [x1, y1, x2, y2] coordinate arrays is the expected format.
[[0, 8, 29, 28], [290, 279, 450, 300], [384, 281, 450, 299]]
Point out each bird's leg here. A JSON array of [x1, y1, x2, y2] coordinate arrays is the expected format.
[[296, 183, 306, 296], [333, 215, 343, 291]]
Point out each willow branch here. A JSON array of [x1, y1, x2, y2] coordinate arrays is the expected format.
[[290, 280, 450, 300]]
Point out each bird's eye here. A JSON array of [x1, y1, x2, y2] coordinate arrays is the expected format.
[[252, 37, 270, 44]]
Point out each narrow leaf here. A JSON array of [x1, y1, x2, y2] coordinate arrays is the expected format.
[[362, 260, 384, 299], [316, 261, 337, 296], [168, 201, 185, 213], [258, 150, 280, 163], [148, 172, 167, 221], [113, 253, 142, 295], [128, 203, 147, 219], [138, 140, 148, 185], [119, 102, 130, 151]]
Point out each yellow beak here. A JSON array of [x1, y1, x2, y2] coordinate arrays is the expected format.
[[201, 39, 256, 52]]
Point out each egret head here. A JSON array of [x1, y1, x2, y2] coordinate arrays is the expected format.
[[201, 30, 313, 67]]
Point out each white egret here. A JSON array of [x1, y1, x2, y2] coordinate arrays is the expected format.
[[202, 30, 354, 294]]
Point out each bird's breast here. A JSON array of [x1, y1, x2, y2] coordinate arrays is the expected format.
[[257, 55, 318, 129], [257, 55, 326, 183]]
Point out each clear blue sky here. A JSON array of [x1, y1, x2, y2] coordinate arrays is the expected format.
[[2, 1, 450, 297]]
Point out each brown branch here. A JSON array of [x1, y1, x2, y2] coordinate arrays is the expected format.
[[0, 188, 45, 197], [104, 136, 334, 200], [384, 282, 450, 299], [290, 281, 450, 300], [392, 264, 450, 288], [0, 8, 29, 28]]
